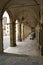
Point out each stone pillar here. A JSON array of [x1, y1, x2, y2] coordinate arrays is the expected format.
[[21, 23, 25, 40], [18, 23, 22, 41], [10, 22, 13, 46], [10, 19, 16, 47], [0, 18, 3, 53], [13, 21, 16, 46], [39, 24, 43, 56]]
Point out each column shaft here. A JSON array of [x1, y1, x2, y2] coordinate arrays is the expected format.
[[18, 23, 22, 41], [0, 19, 3, 53], [10, 20, 16, 46]]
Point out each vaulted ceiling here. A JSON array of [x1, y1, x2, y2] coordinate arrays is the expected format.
[[0, 0, 43, 27]]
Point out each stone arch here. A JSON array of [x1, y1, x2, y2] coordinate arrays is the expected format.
[[0, 7, 17, 52], [1, 8, 13, 21]]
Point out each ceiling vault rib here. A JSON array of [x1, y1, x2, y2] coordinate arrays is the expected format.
[[33, 0, 39, 5], [2, 0, 11, 12], [11, 4, 39, 8], [2, 0, 40, 9]]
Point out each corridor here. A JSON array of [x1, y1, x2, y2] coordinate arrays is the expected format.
[[4, 34, 41, 56]]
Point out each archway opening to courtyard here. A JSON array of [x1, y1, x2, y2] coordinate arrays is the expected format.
[[2, 11, 10, 51]]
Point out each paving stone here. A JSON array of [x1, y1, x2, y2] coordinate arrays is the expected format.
[[0, 54, 43, 65], [32, 62, 39, 65]]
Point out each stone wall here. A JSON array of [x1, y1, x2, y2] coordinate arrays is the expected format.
[[23, 24, 31, 39]]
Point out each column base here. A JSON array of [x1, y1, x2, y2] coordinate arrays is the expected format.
[[19, 39, 22, 41], [10, 43, 17, 47], [18, 39, 22, 41], [13, 44, 17, 47]]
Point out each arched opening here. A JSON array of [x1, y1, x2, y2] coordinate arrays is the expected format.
[[2, 11, 10, 52]]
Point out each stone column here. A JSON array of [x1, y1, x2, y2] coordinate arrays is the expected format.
[[39, 5, 43, 56], [18, 23, 22, 41], [39, 24, 43, 56], [10, 19, 16, 47], [13, 21, 16, 46], [0, 18, 3, 53], [23, 24, 24, 40], [21, 23, 24, 40]]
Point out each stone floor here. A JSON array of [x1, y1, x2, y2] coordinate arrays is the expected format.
[[4, 35, 41, 56], [0, 53, 43, 65], [3, 36, 10, 50]]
